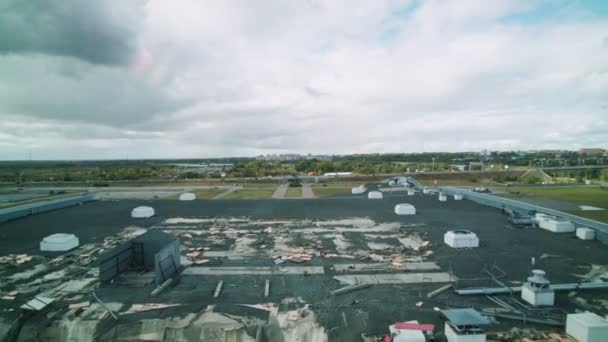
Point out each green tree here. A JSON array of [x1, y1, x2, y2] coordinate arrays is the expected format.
[[63, 171, 73, 181]]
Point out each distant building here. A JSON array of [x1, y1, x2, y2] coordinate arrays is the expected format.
[[256, 154, 302, 161], [256, 154, 332, 161], [323, 172, 353, 177], [468, 162, 484, 171], [205, 163, 234, 168], [578, 148, 605, 156]]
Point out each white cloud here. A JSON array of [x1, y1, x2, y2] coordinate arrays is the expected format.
[[0, 0, 607, 159]]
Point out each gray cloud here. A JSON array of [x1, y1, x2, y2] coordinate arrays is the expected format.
[[0, 0, 607, 160], [0, 0, 144, 65], [0, 55, 184, 126]]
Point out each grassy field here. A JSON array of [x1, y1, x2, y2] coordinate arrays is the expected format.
[[312, 182, 365, 188], [239, 183, 279, 188], [0, 180, 278, 189], [285, 188, 302, 197], [312, 187, 352, 197], [566, 210, 608, 224], [418, 178, 503, 187], [506, 186, 608, 208], [222, 188, 275, 200], [191, 188, 228, 199]]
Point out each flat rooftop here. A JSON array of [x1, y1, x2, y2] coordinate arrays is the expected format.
[[1, 192, 607, 341]]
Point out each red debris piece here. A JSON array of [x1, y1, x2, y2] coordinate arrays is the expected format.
[[394, 322, 435, 331]]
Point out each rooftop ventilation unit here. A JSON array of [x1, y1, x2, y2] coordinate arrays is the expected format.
[[352, 186, 366, 195], [40, 233, 79, 252], [368, 191, 383, 199], [395, 203, 416, 215], [179, 193, 196, 201], [566, 312, 608, 342], [576, 228, 595, 240], [444, 230, 479, 248], [536, 215, 575, 233], [521, 270, 554, 306], [131, 206, 155, 218]]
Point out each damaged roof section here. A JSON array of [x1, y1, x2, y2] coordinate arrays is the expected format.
[[98, 230, 180, 285], [441, 308, 491, 327], [2, 192, 608, 341]]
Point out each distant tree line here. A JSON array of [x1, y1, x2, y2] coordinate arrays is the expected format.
[[0, 164, 176, 183], [0, 151, 605, 183]]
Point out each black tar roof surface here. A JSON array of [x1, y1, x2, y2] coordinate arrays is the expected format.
[[2, 194, 607, 282], [1, 193, 608, 340], [441, 308, 491, 326]]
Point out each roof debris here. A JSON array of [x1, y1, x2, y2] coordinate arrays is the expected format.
[[2, 210, 603, 342], [126, 303, 183, 313], [68, 301, 90, 310]]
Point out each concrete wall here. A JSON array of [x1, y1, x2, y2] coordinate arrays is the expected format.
[[0, 195, 96, 223], [596, 231, 608, 245], [98, 243, 133, 283], [153, 240, 181, 285], [95, 191, 179, 200], [133, 231, 177, 270], [99, 231, 180, 284], [441, 187, 608, 246]]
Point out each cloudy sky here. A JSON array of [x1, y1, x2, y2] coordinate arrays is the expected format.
[[0, 0, 607, 160]]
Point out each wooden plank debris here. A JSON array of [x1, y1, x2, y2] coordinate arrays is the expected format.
[[127, 303, 182, 313], [264, 280, 270, 298], [333, 273, 453, 286], [186, 251, 201, 260], [21, 295, 54, 311], [150, 278, 174, 297], [331, 284, 371, 296], [240, 303, 279, 315], [213, 281, 224, 298], [92, 291, 118, 320], [16, 255, 32, 264], [426, 284, 453, 298], [324, 253, 356, 259], [202, 251, 245, 260], [333, 262, 440, 273], [68, 301, 90, 310], [183, 266, 325, 276], [394, 322, 435, 331]]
